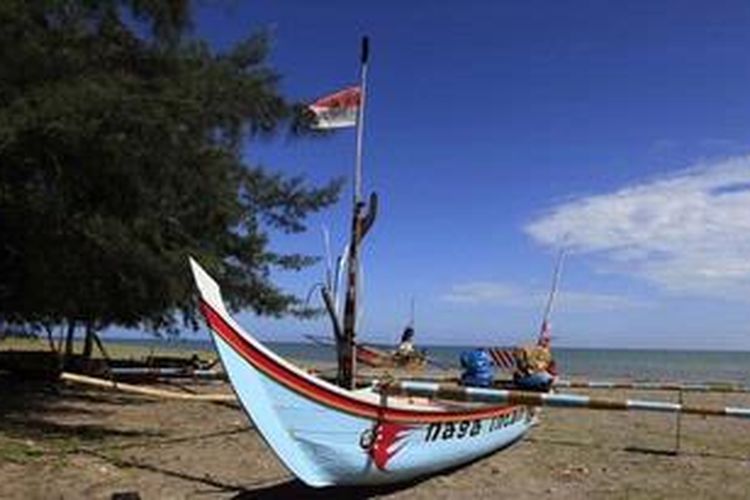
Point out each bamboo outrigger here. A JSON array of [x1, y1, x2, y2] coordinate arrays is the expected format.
[[378, 381, 750, 419], [60, 372, 235, 402], [554, 379, 750, 394]]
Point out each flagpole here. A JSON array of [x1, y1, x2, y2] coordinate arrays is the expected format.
[[354, 36, 369, 204], [341, 36, 370, 389]]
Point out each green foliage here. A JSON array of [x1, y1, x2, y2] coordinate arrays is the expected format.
[[0, 0, 342, 336]]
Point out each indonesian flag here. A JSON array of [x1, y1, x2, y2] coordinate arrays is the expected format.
[[308, 86, 361, 129]]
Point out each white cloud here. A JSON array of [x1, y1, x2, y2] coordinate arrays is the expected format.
[[525, 155, 750, 300], [442, 281, 645, 311]]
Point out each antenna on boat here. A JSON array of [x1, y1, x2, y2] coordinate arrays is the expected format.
[[409, 296, 416, 329], [340, 36, 378, 389]]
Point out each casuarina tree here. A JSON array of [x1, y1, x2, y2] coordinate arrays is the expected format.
[[0, 0, 341, 358]]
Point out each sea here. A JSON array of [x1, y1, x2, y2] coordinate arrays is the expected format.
[[111, 337, 750, 385]]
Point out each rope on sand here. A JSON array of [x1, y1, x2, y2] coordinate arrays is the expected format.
[[60, 372, 236, 403]]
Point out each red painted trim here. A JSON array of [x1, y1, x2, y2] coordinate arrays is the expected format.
[[200, 301, 519, 424]]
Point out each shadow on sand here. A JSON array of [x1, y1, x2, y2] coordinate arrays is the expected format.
[[231, 436, 528, 499], [82, 449, 255, 495], [230, 477, 429, 500], [0, 375, 163, 444]]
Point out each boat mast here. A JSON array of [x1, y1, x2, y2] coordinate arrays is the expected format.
[[340, 37, 373, 389], [538, 247, 566, 345]]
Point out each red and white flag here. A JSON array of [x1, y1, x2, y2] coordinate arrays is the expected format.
[[308, 86, 361, 129]]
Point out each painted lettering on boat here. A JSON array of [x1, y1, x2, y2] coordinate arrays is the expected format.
[[424, 408, 526, 442]]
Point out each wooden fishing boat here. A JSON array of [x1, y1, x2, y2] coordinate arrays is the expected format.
[[305, 334, 428, 371], [190, 258, 533, 487], [356, 343, 428, 371]]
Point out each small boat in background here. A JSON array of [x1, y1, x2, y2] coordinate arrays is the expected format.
[[356, 342, 428, 371], [304, 334, 428, 372]]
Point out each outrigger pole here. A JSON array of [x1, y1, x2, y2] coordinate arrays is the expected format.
[[554, 379, 750, 394], [378, 381, 750, 420], [340, 36, 377, 389]]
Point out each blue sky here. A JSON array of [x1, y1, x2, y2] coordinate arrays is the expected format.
[[176, 1, 750, 350]]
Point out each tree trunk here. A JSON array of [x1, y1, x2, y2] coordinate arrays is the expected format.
[[44, 324, 57, 353], [82, 323, 94, 359], [57, 325, 65, 352], [64, 321, 76, 357]]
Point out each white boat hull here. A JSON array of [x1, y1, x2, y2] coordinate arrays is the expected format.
[[192, 258, 532, 487]]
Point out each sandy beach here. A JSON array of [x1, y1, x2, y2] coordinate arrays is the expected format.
[[1, 367, 749, 500]]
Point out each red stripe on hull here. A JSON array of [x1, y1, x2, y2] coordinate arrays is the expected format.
[[200, 301, 519, 424]]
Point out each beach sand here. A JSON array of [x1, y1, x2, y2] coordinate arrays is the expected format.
[[1, 371, 749, 499]]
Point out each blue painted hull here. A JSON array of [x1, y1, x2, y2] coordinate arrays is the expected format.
[[191, 258, 533, 487]]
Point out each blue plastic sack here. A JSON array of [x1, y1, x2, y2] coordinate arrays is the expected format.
[[460, 349, 495, 387]]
